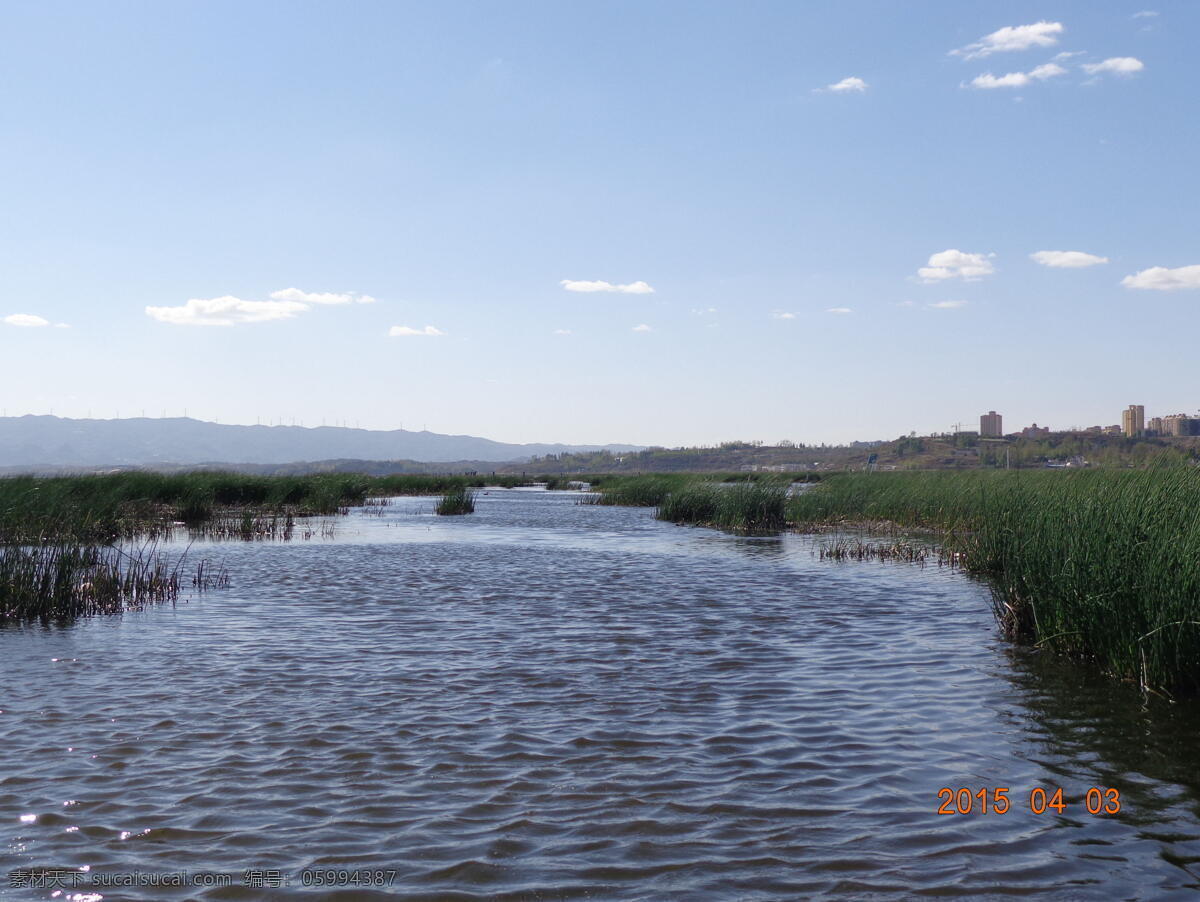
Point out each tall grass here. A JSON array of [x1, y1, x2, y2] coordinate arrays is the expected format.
[[657, 481, 789, 534], [582, 472, 812, 507], [435, 486, 477, 515], [0, 542, 225, 623], [0, 472, 535, 542], [584, 474, 697, 507], [789, 469, 1200, 697]]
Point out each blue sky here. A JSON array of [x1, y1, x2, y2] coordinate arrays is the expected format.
[[1, 1, 1196, 446]]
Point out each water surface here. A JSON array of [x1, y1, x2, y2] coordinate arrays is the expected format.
[[3, 490, 1200, 900]]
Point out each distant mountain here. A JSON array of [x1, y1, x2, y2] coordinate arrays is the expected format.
[[0, 416, 642, 468]]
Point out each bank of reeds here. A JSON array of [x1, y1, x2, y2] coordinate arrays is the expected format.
[[789, 469, 1200, 697], [0, 542, 226, 622], [583, 474, 696, 507], [817, 537, 931, 563], [582, 472, 817, 507], [656, 481, 790, 534], [0, 472, 533, 542], [435, 486, 477, 515]]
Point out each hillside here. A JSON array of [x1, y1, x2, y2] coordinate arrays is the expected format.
[[0, 416, 641, 468]]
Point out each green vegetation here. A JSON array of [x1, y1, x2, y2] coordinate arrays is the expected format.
[[0, 542, 226, 623], [657, 481, 789, 534], [789, 469, 1200, 697], [584, 473, 698, 507], [583, 471, 814, 507], [0, 472, 532, 542], [0, 471, 518, 617], [435, 485, 477, 515]]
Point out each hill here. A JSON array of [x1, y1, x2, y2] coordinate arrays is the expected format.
[[0, 416, 641, 469]]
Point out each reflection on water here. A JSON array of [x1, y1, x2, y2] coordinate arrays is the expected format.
[[1, 490, 1199, 900]]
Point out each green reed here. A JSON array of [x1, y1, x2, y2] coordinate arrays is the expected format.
[[0, 541, 225, 623], [583, 474, 698, 507], [789, 469, 1200, 697], [0, 472, 535, 543], [435, 485, 477, 515], [656, 481, 790, 534]]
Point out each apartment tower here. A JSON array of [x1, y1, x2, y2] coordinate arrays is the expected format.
[[1122, 404, 1145, 438], [980, 411, 1003, 437]]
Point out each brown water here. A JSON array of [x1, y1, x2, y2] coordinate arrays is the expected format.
[[3, 490, 1200, 900]]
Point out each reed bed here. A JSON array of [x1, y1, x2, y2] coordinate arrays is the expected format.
[[656, 481, 790, 534], [435, 486, 477, 515], [0, 542, 226, 623], [0, 472, 535, 543], [790, 469, 1200, 697], [582, 474, 708, 507], [816, 537, 931, 564], [184, 512, 336, 541]]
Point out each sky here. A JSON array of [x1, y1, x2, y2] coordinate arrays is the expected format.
[[1, 1, 1196, 447]]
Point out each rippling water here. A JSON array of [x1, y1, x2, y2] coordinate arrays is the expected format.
[[3, 490, 1200, 900]]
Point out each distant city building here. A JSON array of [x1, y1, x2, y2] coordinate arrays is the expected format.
[[980, 410, 1003, 437], [1121, 404, 1145, 438], [1162, 414, 1200, 437], [1148, 416, 1164, 436], [1104, 425, 1123, 436], [1020, 423, 1050, 438]]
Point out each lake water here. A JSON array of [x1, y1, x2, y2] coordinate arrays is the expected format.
[[3, 490, 1200, 900]]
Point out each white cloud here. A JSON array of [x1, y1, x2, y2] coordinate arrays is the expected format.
[[269, 287, 377, 305], [968, 62, 1066, 89], [388, 325, 445, 336], [952, 21, 1064, 60], [1081, 57, 1144, 76], [690, 306, 717, 316], [147, 286, 377, 326], [918, 249, 995, 282], [826, 307, 853, 314], [145, 296, 308, 326], [1121, 265, 1200, 291], [553, 328, 572, 335], [822, 76, 868, 93], [631, 323, 653, 332], [1031, 250, 1109, 268], [3, 313, 50, 327], [560, 279, 654, 294], [928, 300, 968, 309], [772, 311, 797, 319], [1132, 10, 1158, 18], [1054, 51, 1086, 61]]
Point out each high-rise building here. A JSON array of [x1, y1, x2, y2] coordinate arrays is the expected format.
[[1162, 414, 1200, 437], [1122, 404, 1145, 437], [1149, 416, 1164, 436], [980, 411, 1003, 437]]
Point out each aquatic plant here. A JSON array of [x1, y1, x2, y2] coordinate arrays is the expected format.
[[435, 486, 477, 515], [816, 537, 931, 563], [583, 474, 700, 507], [0, 541, 223, 623], [656, 481, 789, 534], [790, 469, 1200, 697], [0, 472, 538, 543]]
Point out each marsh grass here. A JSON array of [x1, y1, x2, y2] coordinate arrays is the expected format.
[[790, 469, 1200, 697], [816, 537, 931, 564], [436, 486, 477, 515], [656, 481, 790, 534], [0, 541, 223, 623], [0, 473, 537, 543]]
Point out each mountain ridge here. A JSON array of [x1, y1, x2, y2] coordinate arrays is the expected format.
[[0, 416, 642, 468]]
